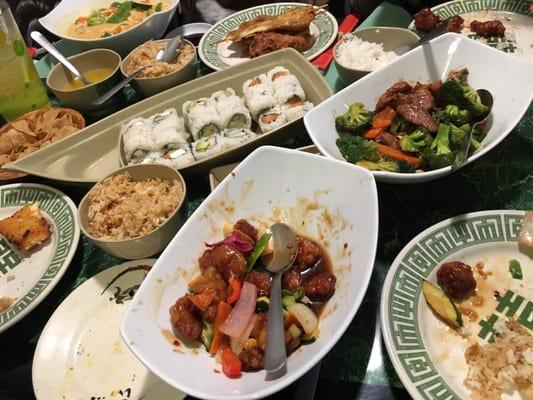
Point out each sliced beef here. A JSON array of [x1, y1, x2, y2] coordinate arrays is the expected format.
[[414, 8, 441, 32], [471, 20, 505, 37], [169, 296, 202, 340], [396, 103, 439, 133], [294, 237, 322, 271], [198, 244, 247, 280], [234, 219, 258, 242], [282, 267, 302, 292], [409, 88, 435, 110], [245, 270, 272, 297], [446, 15, 464, 33], [375, 131, 400, 149], [376, 81, 412, 111], [303, 272, 336, 301], [239, 346, 264, 371]]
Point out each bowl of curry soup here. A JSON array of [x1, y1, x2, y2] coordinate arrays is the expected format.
[[39, 0, 179, 56], [46, 48, 122, 111]]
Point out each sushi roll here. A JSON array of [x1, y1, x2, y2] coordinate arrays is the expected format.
[[242, 74, 277, 118], [220, 128, 257, 149], [182, 97, 223, 140], [121, 117, 157, 162], [282, 100, 314, 122], [192, 134, 225, 160], [267, 66, 305, 105], [151, 108, 190, 146], [258, 106, 286, 133], [212, 88, 252, 130], [160, 145, 197, 169]]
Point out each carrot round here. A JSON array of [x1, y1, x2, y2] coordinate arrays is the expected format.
[[376, 144, 422, 168], [210, 301, 232, 354]]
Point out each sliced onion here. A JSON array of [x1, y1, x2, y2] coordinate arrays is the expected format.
[[206, 231, 253, 253], [220, 282, 257, 338], [286, 303, 318, 335], [230, 313, 258, 355]]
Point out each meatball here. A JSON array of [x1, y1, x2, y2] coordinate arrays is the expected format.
[[285, 330, 302, 355], [189, 266, 227, 301], [436, 261, 476, 300], [303, 272, 336, 301], [198, 244, 247, 280], [169, 296, 202, 340], [470, 20, 505, 37], [250, 312, 268, 351], [239, 346, 264, 371], [446, 15, 464, 33], [234, 219, 258, 241], [295, 238, 321, 270], [282, 267, 302, 292], [414, 8, 441, 32], [200, 303, 217, 323], [245, 271, 272, 297]]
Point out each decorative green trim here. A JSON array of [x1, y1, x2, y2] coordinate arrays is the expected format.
[[0, 186, 76, 327]]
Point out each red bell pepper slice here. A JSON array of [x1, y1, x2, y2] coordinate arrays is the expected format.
[[226, 276, 242, 304]]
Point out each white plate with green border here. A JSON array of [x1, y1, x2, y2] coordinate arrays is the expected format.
[[33, 259, 186, 400], [408, 0, 533, 61], [381, 210, 532, 400], [198, 2, 338, 71], [0, 183, 80, 333]]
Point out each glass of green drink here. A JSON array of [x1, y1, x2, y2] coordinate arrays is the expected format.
[[0, 0, 50, 121]]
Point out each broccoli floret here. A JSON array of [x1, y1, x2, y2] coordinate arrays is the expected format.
[[449, 123, 470, 149], [431, 123, 452, 156], [470, 126, 487, 151], [335, 102, 372, 135], [336, 134, 380, 163], [399, 128, 433, 153], [390, 115, 412, 134], [420, 148, 455, 169], [436, 105, 472, 126], [356, 160, 416, 173], [438, 73, 489, 117]]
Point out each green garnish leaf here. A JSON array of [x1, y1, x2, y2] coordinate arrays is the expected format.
[[154, 2, 162, 12], [509, 259, 523, 280], [247, 233, 271, 273], [106, 1, 132, 23], [12, 39, 25, 57], [87, 10, 106, 26]]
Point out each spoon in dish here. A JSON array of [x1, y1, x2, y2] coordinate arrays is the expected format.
[[92, 36, 182, 106], [263, 223, 298, 376], [30, 31, 89, 85], [452, 89, 494, 170]]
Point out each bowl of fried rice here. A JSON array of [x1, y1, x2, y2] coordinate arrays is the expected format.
[[78, 163, 186, 259], [121, 38, 197, 97]]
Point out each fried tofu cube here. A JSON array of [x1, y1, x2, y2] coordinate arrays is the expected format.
[[0, 205, 51, 251]]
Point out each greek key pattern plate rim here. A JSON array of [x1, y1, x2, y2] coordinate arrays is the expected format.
[[380, 210, 524, 400], [0, 183, 80, 333], [198, 2, 338, 71]]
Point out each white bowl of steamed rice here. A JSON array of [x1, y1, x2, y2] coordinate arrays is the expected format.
[[333, 27, 419, 85], [78, 164, 186, 259], [121, 38, 197, 97]]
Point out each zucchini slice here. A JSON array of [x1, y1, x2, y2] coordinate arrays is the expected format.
[[421, 280, 463, 329]]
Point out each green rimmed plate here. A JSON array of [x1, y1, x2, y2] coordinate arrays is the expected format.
[[381, 210, 532, 400], [198, 3, 338, 71], [408, 0, 533, 61], [0, 183, 80, 333]]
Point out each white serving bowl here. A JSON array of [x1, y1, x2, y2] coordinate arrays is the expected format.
[[305, 33, 533, 184], [39, 0, 179, 56], [121, 146, 379, 400]]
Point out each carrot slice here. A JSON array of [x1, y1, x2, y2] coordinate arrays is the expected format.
[[210, 301, 232, 354], [188, 274, 204, 288], [363, 127, 383, 139], [188, 288, 217, 311], [372, 107, 396, 129], [376, 144, 422, 168]]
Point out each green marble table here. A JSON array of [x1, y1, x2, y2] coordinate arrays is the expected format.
[[2, 2, 532, 399]]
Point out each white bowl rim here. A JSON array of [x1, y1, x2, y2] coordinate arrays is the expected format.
[[120, 145, 380, 400], [39, 0, 179, 43], [78, 163, 187, 244], [120, 38, 197, 81], [312, 32, 533, 182]]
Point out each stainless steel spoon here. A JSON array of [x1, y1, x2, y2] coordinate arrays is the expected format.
[[452, 89, 494, 170], [30, 31, 89, 85], [92, 36, 182, 106], [393, 18, 451, 55], [263, 223, 298, 375]]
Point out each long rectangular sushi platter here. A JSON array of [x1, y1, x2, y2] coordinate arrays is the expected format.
[[3, 48, 332, 184]]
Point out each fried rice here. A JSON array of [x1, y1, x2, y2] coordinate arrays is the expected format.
[[87, 172, 183, 240], [464, 319, 533, 400]]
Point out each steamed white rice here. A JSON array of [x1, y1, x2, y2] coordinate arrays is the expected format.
[[335, 34, 398, 72]]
